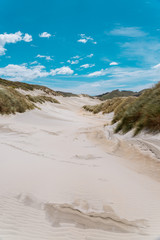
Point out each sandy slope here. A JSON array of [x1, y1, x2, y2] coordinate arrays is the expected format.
[[0, 96, 160, 240]]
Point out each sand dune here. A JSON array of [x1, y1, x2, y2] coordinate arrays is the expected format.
[[0, 96, 160, 239]]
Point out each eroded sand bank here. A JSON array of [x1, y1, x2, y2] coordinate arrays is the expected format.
[[0, 96, 160, 240]]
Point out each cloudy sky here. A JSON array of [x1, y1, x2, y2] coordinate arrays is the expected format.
[[0, 0, 160, 95]]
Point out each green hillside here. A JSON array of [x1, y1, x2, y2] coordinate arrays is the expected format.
[[96, 89, 142, 101]]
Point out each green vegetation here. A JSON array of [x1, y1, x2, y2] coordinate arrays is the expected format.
[[96, 89, 141, 101], [83, 97, 125, 114], [83, 82, 160, 135], [81, 94, 94, 99], [0, 79, 60, 115], [115, 83, 160, 135], [0, 78, 59, 96], [112, 97, 136, 124], [0, 78, 93, 98], [56, 91, 79, 97], [26, 95, 60, 104], [0, 86, 35, 114]]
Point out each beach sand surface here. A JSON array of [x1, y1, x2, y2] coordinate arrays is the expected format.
[[0, 96, 160, 240]]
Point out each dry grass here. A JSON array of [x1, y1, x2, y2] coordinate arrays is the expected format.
[[83, 82, 160, 135], [26, 95, 60, 104], [0, 86, 35, 114], [96, 89, 141, 100], [55, 91, 79, 97], [0, 78, 59, 96], [0, 84, 60, 115], [83, 97, 124, 114], [115, 83, 160, 135], [112, 97, 137, 124]]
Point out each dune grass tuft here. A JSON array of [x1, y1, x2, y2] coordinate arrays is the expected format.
[[96, 89, 140, 100], [0, 86, 35, 114], [115, 83, 160, 135], [26, 95, 60, 104], [0, 78, 59, 96], [0, 84, 60, 115], [83, 97, 124, 114], [83, 82, 160, 135], [112, 97, 137, 124]]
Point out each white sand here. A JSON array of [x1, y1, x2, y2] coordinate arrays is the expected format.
[[0, 95, 160, 240]]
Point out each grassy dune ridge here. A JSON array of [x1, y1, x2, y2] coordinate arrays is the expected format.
[[83, 97, 125, 114], [96, 89, 142, 101], [26, 95, 60, 104], [0, 80, 60, 115], [83, 82, 160, 135], [115, 82, 160, 135], [0, 86, 35, 114], [0, 78, 59, 96]]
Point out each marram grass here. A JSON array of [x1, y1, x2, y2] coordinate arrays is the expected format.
[[0, 85, 60, 115], [83, 82, 160, 135]]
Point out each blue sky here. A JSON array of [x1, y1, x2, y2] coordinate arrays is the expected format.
[[0, 0, 160, 95]]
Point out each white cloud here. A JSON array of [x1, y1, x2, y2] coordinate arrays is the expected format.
[[108, 27, 160, 65], [77, 34, 97, 44], [23, 33, 32, 42], [0, 64, 73, 81], [30, 61, 38, 65], [87, 66, 160, 87], [153, 63, 160, 69], [67, 59, 79, 64], [88, 68, 108, 77], [121, 40, 160, 65], [8, 64, 157, 95], [39, 32, 51, 38], [36, 54, 53, 61], [80, 64, 95, 68], [109, 27, 147, 38], [78, 39, 87, 43], [109, 62, 119, 66], [50, 66, 73, 76], [87, 53, 94, 58], [72, 55, 80, 59], [71, 60, 79, 64], [0, 64, 48, 81], [0, 46, 6, 55], [0, 31, 32, 44], [91, 83, 101, 87], [63, 66, 160, 95], [0, 31, 22, 44], [108, 26, 160, 65], [0, 31, 33, 56], [67, 54, 94, 64]]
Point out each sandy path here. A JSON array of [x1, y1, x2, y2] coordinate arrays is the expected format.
[[0, 96, 160, 240]]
